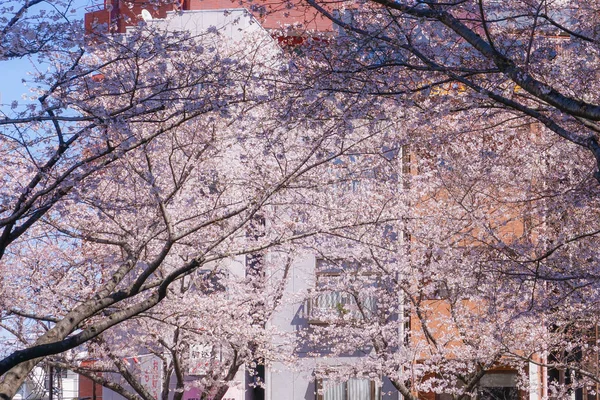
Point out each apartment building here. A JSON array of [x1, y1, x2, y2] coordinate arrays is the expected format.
[[80, 2, 569, 400]]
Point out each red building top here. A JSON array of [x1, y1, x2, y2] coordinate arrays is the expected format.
[[85, 0, 333, 35]]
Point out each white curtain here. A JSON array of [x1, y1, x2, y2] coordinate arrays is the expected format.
[[323, 381, 345, 400], [347, 378, 371, 400], [322, 378, 377, 400]]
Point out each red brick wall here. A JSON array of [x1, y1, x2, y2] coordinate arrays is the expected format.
[[78, 361, 103, 400], [85, 0, 333, 34]]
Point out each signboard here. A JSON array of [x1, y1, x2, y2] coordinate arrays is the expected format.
[[139, 354, 163, 400], [189, 344, 222, 375]]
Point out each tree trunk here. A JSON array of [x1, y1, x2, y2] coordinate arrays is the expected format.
[[0, 358, 43, 400]]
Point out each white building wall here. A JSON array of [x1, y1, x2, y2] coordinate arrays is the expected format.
[[61, 370, 79, 400], [127, 9, 264, 41], [265, 253, 401, 400]]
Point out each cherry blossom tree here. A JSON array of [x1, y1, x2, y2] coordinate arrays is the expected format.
[[284, 116, 600, 400], [48, 249, 299, 400], [293, 120, 600, 399], [0, 12, 404, 395], [0, 3, 321, 397], [0, 0, 81, 60], [295, 0, 600, 181], [255, 1, 600, 398], [5, 1, 600, 400]]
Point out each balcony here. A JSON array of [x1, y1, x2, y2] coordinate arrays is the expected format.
[[306, 291, 376, 324]]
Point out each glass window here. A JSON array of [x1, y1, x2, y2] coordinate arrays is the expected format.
[[307, 259, 378, 324], [478, 372, 519, 400], [478, 387, 519, 400], [316, 378, 381, 400], [437, 372, 519, 400]]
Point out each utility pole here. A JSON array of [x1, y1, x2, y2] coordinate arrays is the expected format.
[[48, 365, 53, 400]]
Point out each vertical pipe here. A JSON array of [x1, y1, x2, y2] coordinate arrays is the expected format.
[[48, 366, 54, 400]]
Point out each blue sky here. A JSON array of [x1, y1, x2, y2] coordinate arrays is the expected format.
[[0, 0, 98, 349], [0, 0, 97, 114], [1, 58, 39, 108]]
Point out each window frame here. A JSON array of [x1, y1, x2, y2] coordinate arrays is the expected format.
[[307, 259, 378, 324], [315, 377, 381, 400]]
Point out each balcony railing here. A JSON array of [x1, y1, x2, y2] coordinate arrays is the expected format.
[[307, 291, 376, 324]]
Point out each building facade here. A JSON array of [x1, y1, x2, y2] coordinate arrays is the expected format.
[[80, 2, 566, 400]]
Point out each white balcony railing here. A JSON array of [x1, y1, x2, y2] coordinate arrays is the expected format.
[[307, 291, 376, 324]]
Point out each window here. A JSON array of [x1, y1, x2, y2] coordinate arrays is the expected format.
[[401, 145, 411, 189], [477, 372, 518, 400], [328, 154, 361, 193], [316, 378, 381, 400], [478, 387, 519, 400], [246, 214, 266, 280], [307, 289, 376, 323], [435, 372, 519, 400], [425, 280, 451, 300], [307, 259, 377, 324], [195, 269, 226, 294]]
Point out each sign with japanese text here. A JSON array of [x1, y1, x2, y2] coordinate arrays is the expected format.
[[189, 344, 222, 375], [139, 354, 163, 400]]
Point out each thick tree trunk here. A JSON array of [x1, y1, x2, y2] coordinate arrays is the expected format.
[[0, 358, 42, 400], [0, 313, 83, 399], [205, 357, 243, 400], [0, 298, 118, 397], [211, 384, 231, 400]]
